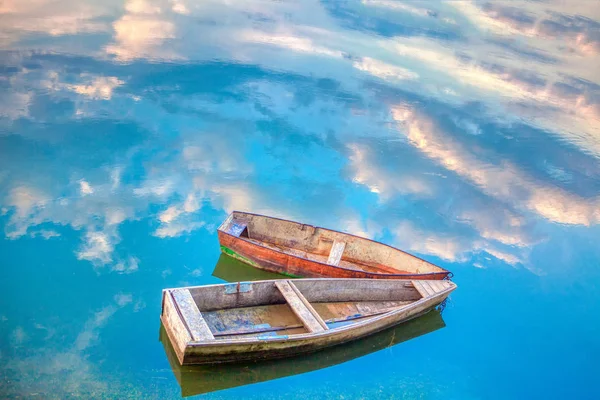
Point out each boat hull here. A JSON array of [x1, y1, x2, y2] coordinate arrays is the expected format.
[[160, 311, 445, 396], [218, 230, 448, 280], [178, 304, 441, 365]]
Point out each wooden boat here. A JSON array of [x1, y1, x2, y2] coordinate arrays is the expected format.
[[218, 211, 451, 280], [160, 278, 456, 365], [160, 310, 446, 396]]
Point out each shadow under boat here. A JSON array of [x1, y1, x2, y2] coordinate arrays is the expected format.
[[212, 253, 292, 282], [160, 309, 446, 397]]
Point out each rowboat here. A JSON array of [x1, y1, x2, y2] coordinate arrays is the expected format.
[[218, 211, 451, 280], [161, 278, 456, 365], [160, 310, 446, 396]]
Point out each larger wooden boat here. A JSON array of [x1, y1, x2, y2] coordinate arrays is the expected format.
[[218, 211, 451, 280], [161, 278, 456, 365], [160, 310, 446, 396]]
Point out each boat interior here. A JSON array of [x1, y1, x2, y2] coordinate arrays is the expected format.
[[219, 211, 446, 275], [165, 279, 452, 342]]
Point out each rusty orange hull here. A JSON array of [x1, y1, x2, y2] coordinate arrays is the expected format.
[[217, 212, 451, 280]]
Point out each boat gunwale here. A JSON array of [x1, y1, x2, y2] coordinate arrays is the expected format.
[[218, 210, 450, 278], [163, 277, 450, 294], [186, 291, 451, 347], [163, 279, 456, 347]]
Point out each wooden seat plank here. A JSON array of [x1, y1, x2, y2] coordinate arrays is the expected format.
[[327, 240, 346, 266], [275, 280, 328, 333], [423, 281, 438, 296], [421, 281, 438, 295], [425, 280, 440, 293], [171, 289, 215, 341], [429, 280, 446, 292], [412, 280, 432, 298]]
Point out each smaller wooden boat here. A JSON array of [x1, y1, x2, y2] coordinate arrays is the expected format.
[[161, 278, 456, 365], [218, 211, 451, 280]]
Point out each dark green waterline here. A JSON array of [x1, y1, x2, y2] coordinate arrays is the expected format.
[[219, 245, 301, 278]]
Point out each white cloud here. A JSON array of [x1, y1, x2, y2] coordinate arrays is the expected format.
[[4, 186, 50, 238], [69, 77, 124, 100], [133, 179, 175, 198], [485, 248, 521, 265], [29, 229, 61, 239], [1, 168, 145, 270], [105, 13, 177, 61], [154, 220, 204, 238], [390, 219, 530, 269], [362, 0, 435, 17], [171, 0, 189, 15], [158, 205, 181, 223], [79, 180, 94, 196], [125, 0, 162, 14], [105, 208, 126, 226], [0, 0, 111, 49], [241, 32, 344, 59], [353, 57, 419, 82], [449, 1, 530, 36], [112, 256, 139, 274], [154, 193, 204, 237], [348, 143, 434, 199], [392, 104, 600, 226], [6, 186, 49, 217], [394, 220, 478, 262], [76, 232, 114, 265], [113, 293, 133, 307]]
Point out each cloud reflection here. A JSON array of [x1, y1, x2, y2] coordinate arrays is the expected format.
[[0, 0, 599, 277], [2, 294, 133, 397], [392, 104, 600, 226]]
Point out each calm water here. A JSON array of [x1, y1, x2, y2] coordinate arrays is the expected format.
[[1, 1, 599, 398]]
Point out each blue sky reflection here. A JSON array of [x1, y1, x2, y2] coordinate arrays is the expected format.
[[1, 0, 599, 398]]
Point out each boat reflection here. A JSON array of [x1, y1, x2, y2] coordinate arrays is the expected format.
[[160, 310, 445, 397], [212, 253, 288, 282]]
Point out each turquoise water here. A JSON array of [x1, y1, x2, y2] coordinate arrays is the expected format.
[[1, 1, 599, 398]]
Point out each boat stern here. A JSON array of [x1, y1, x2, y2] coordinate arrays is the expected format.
[[160, 289, 192, 365]]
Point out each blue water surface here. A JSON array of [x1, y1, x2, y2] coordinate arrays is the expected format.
[[1, 1, 599, 399]]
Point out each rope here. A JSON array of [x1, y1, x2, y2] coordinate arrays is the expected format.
[[436, 298, 448, 313]]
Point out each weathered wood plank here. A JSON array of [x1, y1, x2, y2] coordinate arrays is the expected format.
[[286, 281, 329, 331], [275, 281, 328, 332], [421, 281, 438, 295], [428, 280, 445, 293], [172, 289, 215, 341], [411, 281, 430, 298], [422, 281, 437, 296], [327, 240, 346, 266], [161, 290, 192, 363]]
